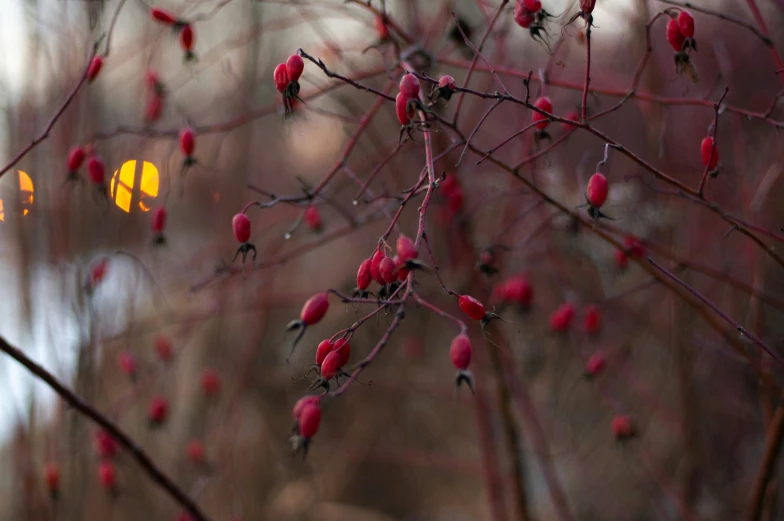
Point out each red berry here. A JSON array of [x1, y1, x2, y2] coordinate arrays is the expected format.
[[146, 69, 162, 90], [498, 275, 533, 307], [611, 414, 635, 440], [700, 136, 718, 170], [374, 15, 389, 40], [580, 0, 596, 14], [186, 440, 205, 464], [396, 234, 417, 262], [523, 0, 542, 13], [300, 292, 329, 325], [614, 249, 629, 270], [201, 369, 221, 396], [450, 334, 472, 370], [532, 96, 553, 130], [180, 128, 195, 156], [395, 255, 410, 280], [90, 258, 108, 286], [152, 207, 167, 234], [320, 350, 341, 380], [44, 463, 60, 494], [94, 429, 119, 458], [87, 56, 103, 83], [304, 206, 322, 231], [379, 256, 398, 284], [370, 249, 386, 285], [396, 92, 411, 126], [292, 395, 321, 420], [399, 73, 421, 98], [273, 63, 289, 93], [583, 305, 601, 335], [315, 339, 334, 366], [357, 259, 372, 291], [459, 295, 487, 321], [623, 236, 646, 258], [67, 146, 86, 172], [440, 172, 460, 194], [549, 302, 575, 332], [514, 4, 535, 28], [145, 93, 164, 122], [180, 24, 194, 52], [677, 11, 695, 39], [155, 335, 173, 361], [666, 18, 685, 52], [87, 155, 105, 185], [150, 7, 177, 25], [563, 110, 580, 130], [98, 461, 117, 491], [585, 351, 606, 377], [118, 351, 137, 377], [148, 396, 169, 425], [298, 403, 322, 438], [586, 173, 608, 208], [232, 213, 251, 243], [438, 75, 456, 90], [286, 54, 304, 83], [333, 338, 351, 367]]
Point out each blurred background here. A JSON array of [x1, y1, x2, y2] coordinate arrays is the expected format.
[[1, 0, 784, 520]]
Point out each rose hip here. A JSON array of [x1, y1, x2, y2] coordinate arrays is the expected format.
[[286, 54, 304, 83], [273, 63, 289, 93], [292, 395, 321, 421], [232, 214, 251, 243], [155, 335, 173, 361], [151, 7, 177, 25], [298, 403, 321, 439], [201, 368, 221, 396], [586, 173, 608, 209], [180, 24, 195, 61], [301, 292, 329, 325], [44, 463, 60, 497], [88, 154, 105, 185], [532, 96, 553, 130], [319, 350, 342, 380], [396, 92, 411, 126], [186, 440, 205, 464], [315, 339, 334, 366], [666, 18, 685, 52], [87, 56, 103, 83], [370, 248, 387, 285], [701, 136, 718, 170], [304, 206, 322, 232], [549, 302, 575, 332], [357, 259, 372, 291], [98, 461, 117, 491], [584, 351, 606, 378], [399, 73, 421, 98], [583, 305, 601, 335], [396, 234, 417, 262], [148, 396, 169, 426], [459, 294, 487, 321], [677, 11, 695, 39], [611, 414, 636, 441], [67, 146, 86, 173], [379, 257, 398, 284]]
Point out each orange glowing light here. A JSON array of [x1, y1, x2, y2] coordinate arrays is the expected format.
[[0, 170, 34, 222], [109, 160, 159, 212]]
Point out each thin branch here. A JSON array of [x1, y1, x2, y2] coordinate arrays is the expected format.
[[0, 337, 213, 521]]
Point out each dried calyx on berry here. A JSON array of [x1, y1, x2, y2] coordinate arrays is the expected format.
[[231, 213, 256, 264], [430, 75, 456, 102], [286, 292, 330, 360]]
